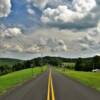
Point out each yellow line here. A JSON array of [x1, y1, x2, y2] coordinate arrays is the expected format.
[[51, 73, 55, 100], [47, 70, 51, 100], [47, 69, 55, 100]]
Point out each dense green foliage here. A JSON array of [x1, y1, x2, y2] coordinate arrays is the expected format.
[[0, 55, 100, 76], [75, 56, 100, 71], [0, 57, 76, 75]]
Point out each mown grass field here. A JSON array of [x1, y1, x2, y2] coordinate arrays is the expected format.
[[0, 66, 47, 94], [56, 68, 100, 91]]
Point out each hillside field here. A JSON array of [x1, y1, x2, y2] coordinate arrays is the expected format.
[[0, 58, 23, 66]]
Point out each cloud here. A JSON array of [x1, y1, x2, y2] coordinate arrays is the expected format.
[[0, 27, 22, 38], [0, 25, 99, 57], [78, 35, 95, 45], [72, 0, 96, 12], [48, 0, 70, 7], [96, 21, 100, 33], [0, 25, 100, 58], [25, 45, 40, 53], [38, 38, 68, 52], [41, 0, 96, 28], [27, 7, 35, 15], [78, 26, 100, 51], [0, 0, 100, 59], [0, 42, 41, 53], [0, 0, 12, 17], [80, 43, 90, 51], [41, 5, 85, 23], [27, 0, 48, 9], [57, 39, 67, 51], [1, 43, 23, 52]]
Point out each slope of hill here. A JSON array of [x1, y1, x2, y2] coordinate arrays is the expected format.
[[0, 58, 23, 66]]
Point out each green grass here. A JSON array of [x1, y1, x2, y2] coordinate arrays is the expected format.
[[56, 68, 100, 91], [0, 58, 22, 66], [0, 66, 47, 94]]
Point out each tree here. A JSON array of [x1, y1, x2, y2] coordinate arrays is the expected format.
[[75, 58, 83, 71], [93, 56, 100, 69]]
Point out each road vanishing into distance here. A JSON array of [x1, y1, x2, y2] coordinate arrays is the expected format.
[[0, 69, 100, 100]]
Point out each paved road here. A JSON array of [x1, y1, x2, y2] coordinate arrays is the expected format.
[[52, 71, 100, 100], [0, 70, 100, 100], [0, 72, 48, 100]]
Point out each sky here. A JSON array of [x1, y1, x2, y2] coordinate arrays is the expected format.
[[0, 0, 100, 60]]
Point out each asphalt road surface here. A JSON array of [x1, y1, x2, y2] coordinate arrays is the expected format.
[[52, 71, 100, 100], [0, 72, 48, 100], [0, 70, 100, 100]]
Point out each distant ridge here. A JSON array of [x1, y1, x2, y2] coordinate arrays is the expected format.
[[0, 58, 23, 66], [0, 55, 99, 66]]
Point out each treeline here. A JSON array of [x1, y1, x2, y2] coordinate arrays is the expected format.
[[0, 56, 100, 75], [33, 56, 77, 66], [0, 56, 75, 75], [75, 56, 100, 71], [29, 56, 100, 72], [0, 62, 27, 76]]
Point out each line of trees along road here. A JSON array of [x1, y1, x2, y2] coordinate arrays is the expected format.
[[0, 56, 100, 75], [0, 56, 72, 75], [75, 56, 100, 71]]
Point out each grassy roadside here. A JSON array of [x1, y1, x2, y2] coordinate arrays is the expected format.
[[0, 66, 47, 94], [55, 68, 100, 92]]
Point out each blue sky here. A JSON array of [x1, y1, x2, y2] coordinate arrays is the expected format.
[[0, 0, 41, 31], [0, 0, 100, 60]]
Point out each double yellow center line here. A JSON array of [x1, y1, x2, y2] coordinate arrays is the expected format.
[[47, 69, 55, 100]]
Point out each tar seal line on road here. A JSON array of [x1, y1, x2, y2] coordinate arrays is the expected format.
[[47, 69, 55, 100]]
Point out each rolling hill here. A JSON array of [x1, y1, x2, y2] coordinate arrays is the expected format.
[[0, 58, 23, 66]]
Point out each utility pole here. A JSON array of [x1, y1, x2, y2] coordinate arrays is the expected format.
[[31, 64, 34, 76], [41, 51, 43, 66]]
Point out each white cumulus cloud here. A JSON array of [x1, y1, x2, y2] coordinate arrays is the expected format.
[[0, 27, 22, 38], [25, 45, 40, 53], [27, 0, 48, 9], [27, 8, 35, 15], [41, 5, 85, 23], [72, 0, 96, 12], [2, 43, 23, 52], [41, 0, 96, 24], [0, 0, 12, 17]]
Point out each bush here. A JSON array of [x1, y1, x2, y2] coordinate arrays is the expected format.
[[0, 65, 12, 75]]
